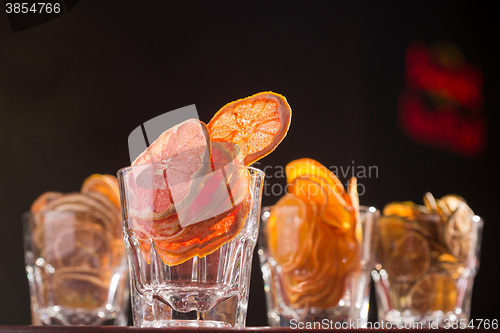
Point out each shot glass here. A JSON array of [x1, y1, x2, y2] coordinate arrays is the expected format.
[[23, 210, 129, 326], [372, 209, 483, 327], [118, 162, 265, 328], [258, 205, 379, 327]]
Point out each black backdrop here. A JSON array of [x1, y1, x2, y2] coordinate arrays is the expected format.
[[0, 1, 499, 326]]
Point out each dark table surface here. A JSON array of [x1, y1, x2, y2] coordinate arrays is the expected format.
[[0, 327, 490, 332]]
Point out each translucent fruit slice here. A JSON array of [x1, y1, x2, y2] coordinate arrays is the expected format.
[[154, 200, 250, 265], [287, 177, 327, 212], [267, 194, 313, 269], [389, 282, 412, 310], [348, 177, 362, 243], [41, 193, 117, 237], [208, 91, 292, 166], [285, 158, 352, 232], [408, 273, 457, 313], [388, 231, 430, 282], [81, 174, 121, 209], [376, 216, 408, 267], [444, 201, 475, 261], [440, 194, 468, 213], [30, 192, 63, 212], [44, 221, 113, 269], [53, 268, 109, 309], [129, 119, 211, 220], [383, 201, 422, 219]]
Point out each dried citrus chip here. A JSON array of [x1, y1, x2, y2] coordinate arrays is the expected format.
[[267, 194, 313, 269], [437, 253, 465, 279], [389, 282, 412, 310], [348, 177, 362, 243], [440, 194, 467, 213], [285, 158, 352, 232], [444, 201, 475, 261], [287, 177, 327, 212], [408, 273, 457, 313], [423, 192, 438, 213], [53, 268, 109, 309], [43, 221, 113, 270], [208, 91, 291, 166], [383, 201, 421, 219], [81, 174, 121, 209], [151, 199, 250, 266], [388, 231, 430, 282], [376, 216, 408, 267], [30, 191, 63, 212]]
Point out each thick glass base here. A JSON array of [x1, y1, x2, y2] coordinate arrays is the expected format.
[[381, 309, 468, 329], [132, 294, 246, 328], [139, 319, 232, 328], [35, 306, 128, 326]]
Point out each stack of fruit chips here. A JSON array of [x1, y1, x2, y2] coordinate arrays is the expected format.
[[30, 174, 124, 309], [375, 193, 479, 316], [125, 92, 292, 266], [266, 158, 361, 309]]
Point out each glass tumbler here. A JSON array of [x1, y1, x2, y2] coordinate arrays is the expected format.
[[23, 210, 129, 326], [118, 162, 265, 328], [258, 205, 379, 327], [372, 211, 483, 327]]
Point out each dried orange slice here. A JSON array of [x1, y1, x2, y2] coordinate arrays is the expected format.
[[376, 216, 407, 266], [287, 177, 327, 212], [285, 158, 352, 232], [388, 231, 430, 282], [440, 194, 467, 213], [53, 268, 109, 309], [208, 91, 291, 165], [81, 174, 121, 209], [267, 194, 314, 269], [43, 221, 113, 269], [444, 201, 475, 261], [30, 191, 63, 212], [130, 119, 211, 218], [348, 177, 362, 242], [128, 92, 292, 265], [408, 273, 457, 313], [389, 282, 412, 310], [423, 192, 438, 213], [383, 201, 422, 219], [154, 200, 249, 265]]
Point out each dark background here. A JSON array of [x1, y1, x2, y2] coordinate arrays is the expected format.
[[1, 1, 499, 326]]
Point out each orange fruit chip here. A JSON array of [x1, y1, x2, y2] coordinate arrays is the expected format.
[[127, 92, 292, 265], [376, 216, 408, 266], [288, 177, 327, 212], [348, 177, 362, 242], [43, 221, 113, 270], [383, 201, 421, 219], [154, 200, 249, 265], [31, 192, 63, 212], [81, 174, 121, 209], [53, 268, 109, 309], [388, 231, 430, 282], [285, 158, 352, 232], [444, 202, 475, 261], [408, 273, 457, 313], [267, 194, 315, 269], [208, 91, 291, 166]]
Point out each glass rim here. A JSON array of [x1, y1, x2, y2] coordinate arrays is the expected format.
[[22, 209, 107, 218], [117, 162, 265, 177], [380, 212, 483, 224], [262, 204, 379, 212]]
